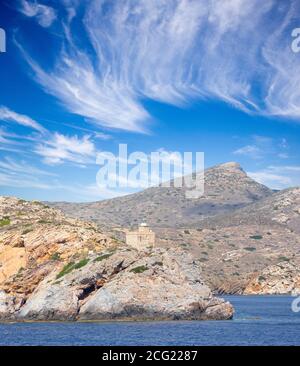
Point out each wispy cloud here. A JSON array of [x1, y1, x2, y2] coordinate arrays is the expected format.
[[35, 132, 96, 165], [233, 135, 289, 160], [17, 0, 300, 132], [0, 156, 57, 190], [248, 165, 300, 189], [233, 144, 262, 159], [0, 106, 46, 133], [18, 0, 57, 27], [0, 160, 128, 201], [0, 156, 57, 176]]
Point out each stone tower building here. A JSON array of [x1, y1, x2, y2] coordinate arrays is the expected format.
[[125, 223, 155, 249]]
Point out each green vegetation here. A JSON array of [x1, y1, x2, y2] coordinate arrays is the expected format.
[[249, 235, 263, 240], [32, 200, 44, 206], [15, 267, 24, 278], [56, 258, 89, 279], [51, 253, 61, 261], [130, 265, 148, 274], [74, 258, 89, 269], [94, 253, 113, 262], [37, 219, 52, 224], [32, 201, 50, 208], [22, 227, 33, 235], [244, 247, 257, 252], [258, 275, 266, 282], [0, 216, 10, 227], [278, 256, 290, 262], [56, 262, 75, 279]]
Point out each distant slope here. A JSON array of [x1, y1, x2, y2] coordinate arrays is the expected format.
[[198, 187, 300, 233], [154, 187, 300, 293], [49, 162, 273, 228], [47, 163, 300, 295]]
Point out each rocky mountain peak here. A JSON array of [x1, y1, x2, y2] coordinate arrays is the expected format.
[[214, 162, 243, 171]]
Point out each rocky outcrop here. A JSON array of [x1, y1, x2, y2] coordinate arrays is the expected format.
[[15, 247, 233, 321], [0, 196, 116, 296], [79, 248, 233, 321], [244, 261, 300, 295], [0, 196, 233, 321]]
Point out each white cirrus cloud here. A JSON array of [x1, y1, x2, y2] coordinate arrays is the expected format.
[[35, 132, 96, 165], [233, 135, 290, 160], [18, 0, 57, 27], [233, 145, 263, 159], [0, 156, 57, 177], [248, 165, 300, 189], [0, 106, 46, 133], [17, 0, 300, 132]]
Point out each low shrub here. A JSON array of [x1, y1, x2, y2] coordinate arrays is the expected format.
[[94, 253, 113, 262], [56, 262, 75, 279], [0, 216, 10, 227], [258, 275, 266, 282], [244, 247, 256, 252], [74, 258, 89, 269], [56, 258, 89, 279], [278, 256, 290, 262], [22, 227, 33, 235], [51, 253, 61, 261], [130, 265, 148, 274], [249, 235, 263, 240]]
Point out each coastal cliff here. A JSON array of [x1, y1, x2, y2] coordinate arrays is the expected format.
[[244, 261, 300, 295], [0, 196, 233, 321]]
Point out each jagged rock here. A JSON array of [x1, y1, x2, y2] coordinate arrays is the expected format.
[[17, 248, 138, 320], [15, 247, 233, 321], [78, 248, 233, 321], [0, 290, 20, 320], [244, 261, 300, 295], [0, 196, 115, 294]]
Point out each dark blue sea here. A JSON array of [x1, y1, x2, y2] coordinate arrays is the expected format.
[[0, 296, 299, 345]]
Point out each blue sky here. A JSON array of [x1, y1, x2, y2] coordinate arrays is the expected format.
[[0, 0, 300, 202]]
